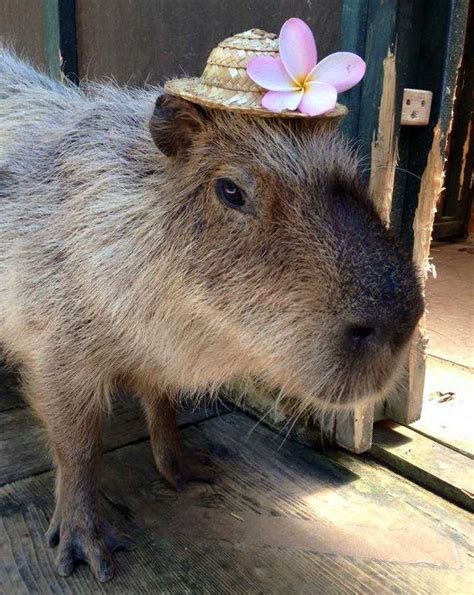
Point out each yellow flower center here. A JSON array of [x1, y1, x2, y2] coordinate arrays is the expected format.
[[295, 73, 314, 92]]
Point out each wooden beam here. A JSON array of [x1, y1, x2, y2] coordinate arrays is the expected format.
[[369, 47, 399, 224], [336, 0, 399, 453], [387, 0, 470, 425], [42, 0, 78, 82], [339, 0, 369, 139], [371, 421, 474, 512], [335, 402, 374, 453], [42, 0, 61, 79]]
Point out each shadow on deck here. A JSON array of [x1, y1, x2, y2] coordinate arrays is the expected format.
[[0, 368, 473, 594]]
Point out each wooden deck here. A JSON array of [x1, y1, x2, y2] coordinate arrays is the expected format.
[[1, 367, 473, 594]]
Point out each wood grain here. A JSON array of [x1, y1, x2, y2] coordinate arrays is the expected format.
[[1, 411, 473, 593], [0, 0, 45, 68], [371, 420, 474, 511], [75, 0, 342, 85], [0, 392, 228, 486]]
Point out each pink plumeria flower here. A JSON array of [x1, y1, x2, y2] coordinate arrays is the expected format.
[[247, 18, 366, 116]]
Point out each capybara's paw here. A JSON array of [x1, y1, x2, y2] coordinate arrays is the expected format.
[[156, 448, 218, 492], [46, 516, 133, 582]]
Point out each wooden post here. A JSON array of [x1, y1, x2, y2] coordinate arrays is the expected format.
[[42, 0, 61, 79], [336, 0, 400, 452], [337, 0, 470, 450], [386, 0, 470, 425], [42, 0, 78, 82]]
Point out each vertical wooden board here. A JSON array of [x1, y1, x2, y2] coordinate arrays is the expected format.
[[385, 316, 427, 426], [57, 0, 79, 83], [389, 0, 469, 424], [0, 0, 45, 68], [41, 0, 61, 79], [399, 0, 470, 250], [389, 0, 425, 238], [435, 5, 473, 236], [339, 0, 369, 139], [355, 0, 398, 174], [336, 401, 374, 453], [336, 0, 400, 453], [368, 48, 398, 223], [75, 0, 342, 85]]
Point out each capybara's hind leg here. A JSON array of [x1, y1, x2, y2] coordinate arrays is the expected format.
[[25, 365, 131, 582], [141, 394, 216, 492]]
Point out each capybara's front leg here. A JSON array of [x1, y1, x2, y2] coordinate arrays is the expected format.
[[28, 372, 131, 582], [142, 394, 216, 491]]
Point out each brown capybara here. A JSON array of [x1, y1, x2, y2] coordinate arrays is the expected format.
[[0, 49, 423, 581]]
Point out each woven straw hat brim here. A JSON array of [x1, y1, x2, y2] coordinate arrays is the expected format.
[[165, 77, 348, 119]]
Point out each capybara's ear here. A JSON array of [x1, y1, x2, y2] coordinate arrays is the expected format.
[[149, 93, 207, 157]]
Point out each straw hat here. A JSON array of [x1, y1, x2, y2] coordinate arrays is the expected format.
[[165, 29, 347, 119]]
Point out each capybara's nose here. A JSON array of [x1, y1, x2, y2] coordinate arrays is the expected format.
[[346, 323, 376, 349], [344, 317, 414, 353], [344, 321, 387, 353]]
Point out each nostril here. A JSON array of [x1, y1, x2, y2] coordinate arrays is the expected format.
[[346, 324, 376, 348], [350, 325, 374, 340]]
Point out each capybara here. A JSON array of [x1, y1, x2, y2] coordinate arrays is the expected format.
[[0, 49, 423, 581]]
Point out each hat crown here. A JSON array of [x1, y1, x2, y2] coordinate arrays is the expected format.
[[218, 29, 277, 50], [201, 29, 278, 93]]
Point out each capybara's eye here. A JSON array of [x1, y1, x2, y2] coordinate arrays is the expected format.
[[215, 178, 245, 210]]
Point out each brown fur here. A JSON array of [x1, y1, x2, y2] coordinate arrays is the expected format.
[[0, 50, 423, 581]]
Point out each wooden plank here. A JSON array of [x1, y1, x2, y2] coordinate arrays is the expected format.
[[339, 0, 369, 139], [0, 0, 45, 68], [335, 401, 374, 453], [336, 0, 419, 452], [336, 0, 403, 453], [371, 421, 474, 511], [1, 412, 472, 592], [398, 0, 470, 250], [355, 0, 399, 179], [368, 46, 399, 224], [42, 0, 79, 83], [0, 393, 228, 486], [74, 0, 342, 85], [387, 1, 469, 427], [412, 355, 474, 457], [42, 0, 61, 79], [385, 325, 428, 424], [437, 7, 473, 234]]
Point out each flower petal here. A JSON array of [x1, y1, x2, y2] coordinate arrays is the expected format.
[[298, 81, 337, 116], [247, 56, 297, 91], [279, 18, 317, 84], [262, 90, 304, 113], [310, 52, 366, 92]]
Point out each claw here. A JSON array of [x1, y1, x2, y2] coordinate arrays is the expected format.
[[46, 516, 133, 582], [56, 541, 76, 577]]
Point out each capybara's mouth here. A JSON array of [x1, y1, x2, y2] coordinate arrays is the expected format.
[[271, 338, 411, 413]]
